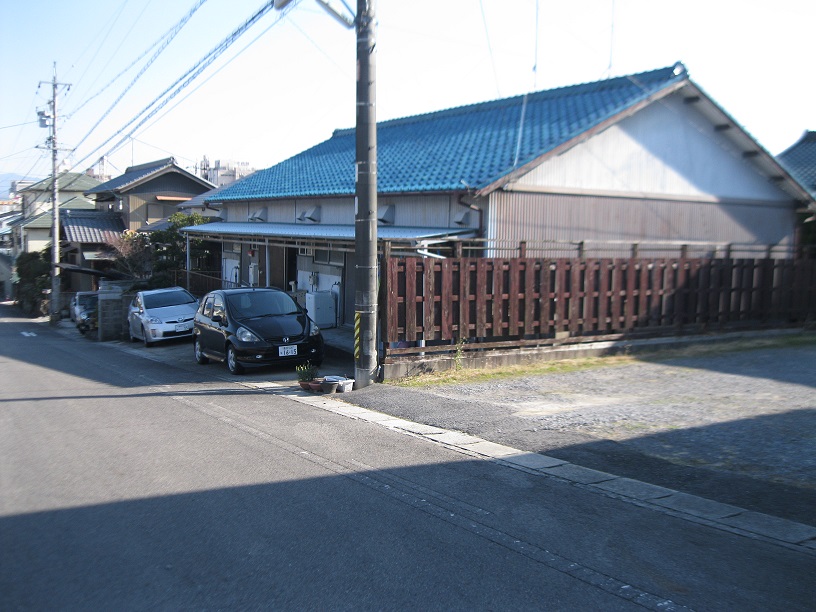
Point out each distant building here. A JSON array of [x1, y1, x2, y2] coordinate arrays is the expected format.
[[199, 157, 255, 187]]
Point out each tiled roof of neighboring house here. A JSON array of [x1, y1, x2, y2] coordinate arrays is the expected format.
[[59, 195, 96, 210], [211, 64, 689, 203], [15, 197, 97, 229], [85, 157, 214, 195], [22, 172, 101, 194], [777, 131, 816, 197], [61, 210, 125, 243], [183, 183, 232, 210]]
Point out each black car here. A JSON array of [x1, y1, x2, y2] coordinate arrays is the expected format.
[[193, 287, 324, 374]]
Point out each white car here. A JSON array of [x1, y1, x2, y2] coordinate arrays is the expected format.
[[128, 287, 198, 347]]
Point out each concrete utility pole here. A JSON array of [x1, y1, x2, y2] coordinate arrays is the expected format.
[[274, 0, 379, 387], [354, 0, 378, 388], [39, 64, 68, 324]]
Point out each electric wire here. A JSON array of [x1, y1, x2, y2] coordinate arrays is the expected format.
[[70, 0, 301, 173], [479, 0, 501, 98], [0, 121, 38, 131], [66, 0, 209, 119], [64, 0, 134, 98], [68, 0, 210, 159], [129, 3, 308, 147]]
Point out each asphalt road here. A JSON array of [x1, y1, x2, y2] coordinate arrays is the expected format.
[[344, 335, 816, 528], [2, 304, 815, 610]]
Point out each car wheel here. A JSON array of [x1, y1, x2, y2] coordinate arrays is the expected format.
[[194, 337, 209, 365], [142, 326, 153, 348], [226, 344, 243, 375]]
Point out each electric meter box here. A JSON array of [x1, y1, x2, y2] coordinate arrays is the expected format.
[[305, 291, 336, 328]]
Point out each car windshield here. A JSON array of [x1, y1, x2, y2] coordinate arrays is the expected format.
[[78, 295, 96, 307], [143, 290, 196, 309], [226, 291, 300, 319]]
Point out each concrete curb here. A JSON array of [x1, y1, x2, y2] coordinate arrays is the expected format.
[[262, 382, 816, 555]]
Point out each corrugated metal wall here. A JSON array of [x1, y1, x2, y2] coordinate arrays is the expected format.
[[486, 191, 796, 258]]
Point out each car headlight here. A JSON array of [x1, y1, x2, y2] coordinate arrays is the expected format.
[[80, 312, 89, 321], [310, 320, 321, 336], [236, 326, 260, 342], [146, 316, 162, 324]]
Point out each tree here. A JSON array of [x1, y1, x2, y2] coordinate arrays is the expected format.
[[149, 212, 211, 273], [105, 230, 153, 279], [15, 250, 51, 315]]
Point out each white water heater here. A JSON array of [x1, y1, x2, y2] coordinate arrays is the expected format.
[[305, 291, 336, 328]]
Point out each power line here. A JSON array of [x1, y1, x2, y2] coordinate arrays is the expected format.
[[66, 0, 210, 119], [132, 3, 305, 142], [479, 0, 501, 97], [68, 0, 211, 159], [69, 0, 297, 171], [65, 0, 133, 94], [0, 121, 38, 131]]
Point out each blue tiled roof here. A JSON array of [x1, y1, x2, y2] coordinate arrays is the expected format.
[[777, 131, 816, 197], [214, 64, 688, 202]]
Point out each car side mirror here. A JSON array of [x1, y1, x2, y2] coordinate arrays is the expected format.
[[211, 315, 223, 324]]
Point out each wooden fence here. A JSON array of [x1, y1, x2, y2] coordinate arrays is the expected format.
[[382, 257, 816, 359]]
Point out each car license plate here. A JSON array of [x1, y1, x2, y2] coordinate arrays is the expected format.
[[279, 345, 297, 357], [175, 323, 188, 332]]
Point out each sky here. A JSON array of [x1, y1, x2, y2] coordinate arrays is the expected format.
[[1, 0, 814, 186]]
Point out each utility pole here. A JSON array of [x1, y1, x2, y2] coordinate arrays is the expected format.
[[274, 0, 378, 387], [354, 0, 378, 387], [39, 64, 68, 324]]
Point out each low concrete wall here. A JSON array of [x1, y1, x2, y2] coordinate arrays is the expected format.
[[96, 280, 135, 342], [380, 328, 809, 380]]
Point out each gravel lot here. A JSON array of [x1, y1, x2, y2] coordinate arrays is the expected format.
[[342, 334, 816, 526]]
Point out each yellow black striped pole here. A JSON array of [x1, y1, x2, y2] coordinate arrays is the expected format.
[[354, 312, 361, 360]]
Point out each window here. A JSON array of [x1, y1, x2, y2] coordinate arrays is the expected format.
[[314, 249, 344, 266], [213, 295, 225, 320], [202, 296, 214, 318]]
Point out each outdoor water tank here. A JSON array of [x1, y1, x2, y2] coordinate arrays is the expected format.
[[305, 291, 336, 328]]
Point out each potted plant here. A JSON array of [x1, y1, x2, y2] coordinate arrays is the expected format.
[[296, 362, 318, 390]]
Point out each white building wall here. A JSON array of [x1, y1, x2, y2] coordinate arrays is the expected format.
[[515, 94, 789, 203]]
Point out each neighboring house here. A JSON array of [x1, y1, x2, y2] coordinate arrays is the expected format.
[[18, 173, 100, 220], [182, 63, 814, 327], [58, 210, 127, 291], [10, 195, 98, 258], [11, 173, 101, 257], [84, 157, 215, 233], [777, 130, 816, 247], [0, 210, 22, 253], [777, 131, 816, 201]]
